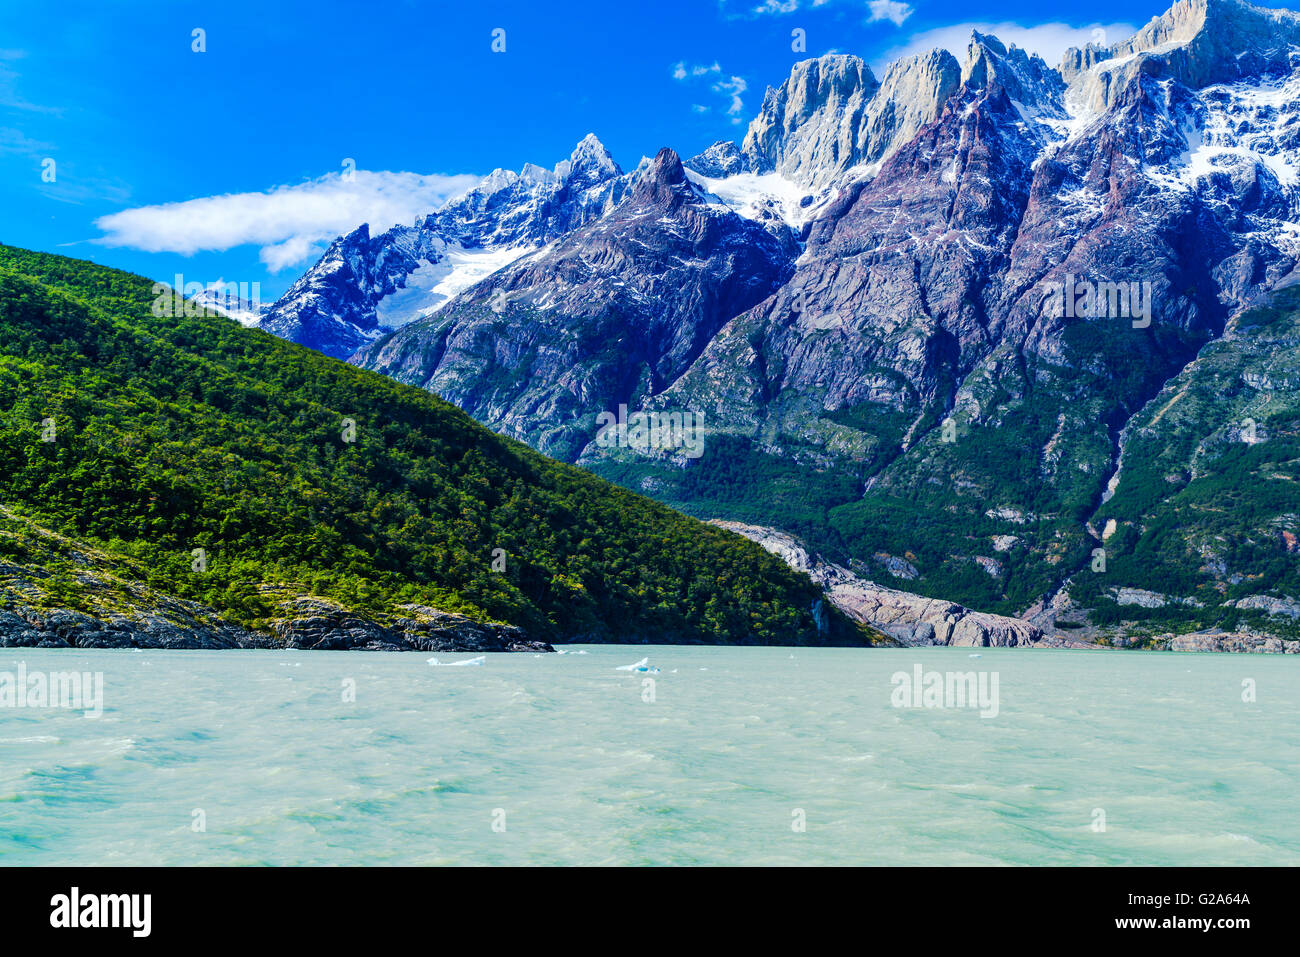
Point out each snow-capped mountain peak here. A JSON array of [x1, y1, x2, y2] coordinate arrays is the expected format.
[[1063, 0, 1300, 114], [234, 2, 1300, 645], [558, 132, 621, 185]]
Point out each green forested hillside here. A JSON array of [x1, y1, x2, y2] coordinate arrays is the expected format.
[[0, 244, 870, 646]]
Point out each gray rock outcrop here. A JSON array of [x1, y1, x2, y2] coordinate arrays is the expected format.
[[712, 521, 1044, 647]]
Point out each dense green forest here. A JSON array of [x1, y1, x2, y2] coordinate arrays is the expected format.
[[0, 244, 873, 646]]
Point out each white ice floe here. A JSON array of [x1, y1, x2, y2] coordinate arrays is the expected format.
[[428, 655, 486, 667]]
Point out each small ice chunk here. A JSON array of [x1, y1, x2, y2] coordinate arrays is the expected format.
[[428, 655, 486, 667]]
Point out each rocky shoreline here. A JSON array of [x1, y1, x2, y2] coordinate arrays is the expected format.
[[1118, 632, 1299, 655], [712, 521, 1050, 647], [268, 599, 552, 653], [0, 599, 553, 653], [713, 521, 1299, 654]]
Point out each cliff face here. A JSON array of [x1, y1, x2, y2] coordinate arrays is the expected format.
[[740, 50, 962, 188]]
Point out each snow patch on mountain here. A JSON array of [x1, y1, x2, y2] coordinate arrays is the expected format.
[[191, 285, 269, 327], [1172, 72, 1300, 188], [682, 168, 820, 229], [374, 243, 536, 327]]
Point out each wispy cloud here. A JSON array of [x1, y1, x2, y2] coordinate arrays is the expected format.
[[672, 61, 748, 124], [0, 126, 53, 157], [0, 49, 61, 115], [93, 169, 482, 272], [39, 176, 133, 207], [673, 61, 721, 81], [728, 0, 909, 22], [882, 20, 1137, 69], [0, 127, 131, 206]]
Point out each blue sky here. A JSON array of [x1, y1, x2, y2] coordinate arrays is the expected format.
[[2, 0, 1296, 299]]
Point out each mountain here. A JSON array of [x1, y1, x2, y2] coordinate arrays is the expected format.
[[0, 243, 874, 650], [685, 140, 749, 178], [353, 147, 798, 461], [255, 134, 634, 359], [190, 284, 268, 327], [740, 49, 961, 190], [594, 0, 1300, 644], [1046, 278, 1300, 649], [262, 0, 1300, 649]]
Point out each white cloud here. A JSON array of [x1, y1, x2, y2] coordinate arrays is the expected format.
[[734, 0, 907, 19], [673, 61, 748, 124], [881, 20, 1137, 70], [867, 1, 913, 27], [673, 60, 721, 80], [93, 169, 481, 271], [0, 125, 52, 157], [716, 76, 748, 123]]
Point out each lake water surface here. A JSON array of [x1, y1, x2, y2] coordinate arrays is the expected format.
[[1, 645, 1295, 865]]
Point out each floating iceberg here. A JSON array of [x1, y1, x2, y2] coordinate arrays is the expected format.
[[615, 657, 659, 673], [428, 656, 486, 667]]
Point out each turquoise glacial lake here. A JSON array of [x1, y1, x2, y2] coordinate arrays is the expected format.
[[1, 645, 1295, 865]]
